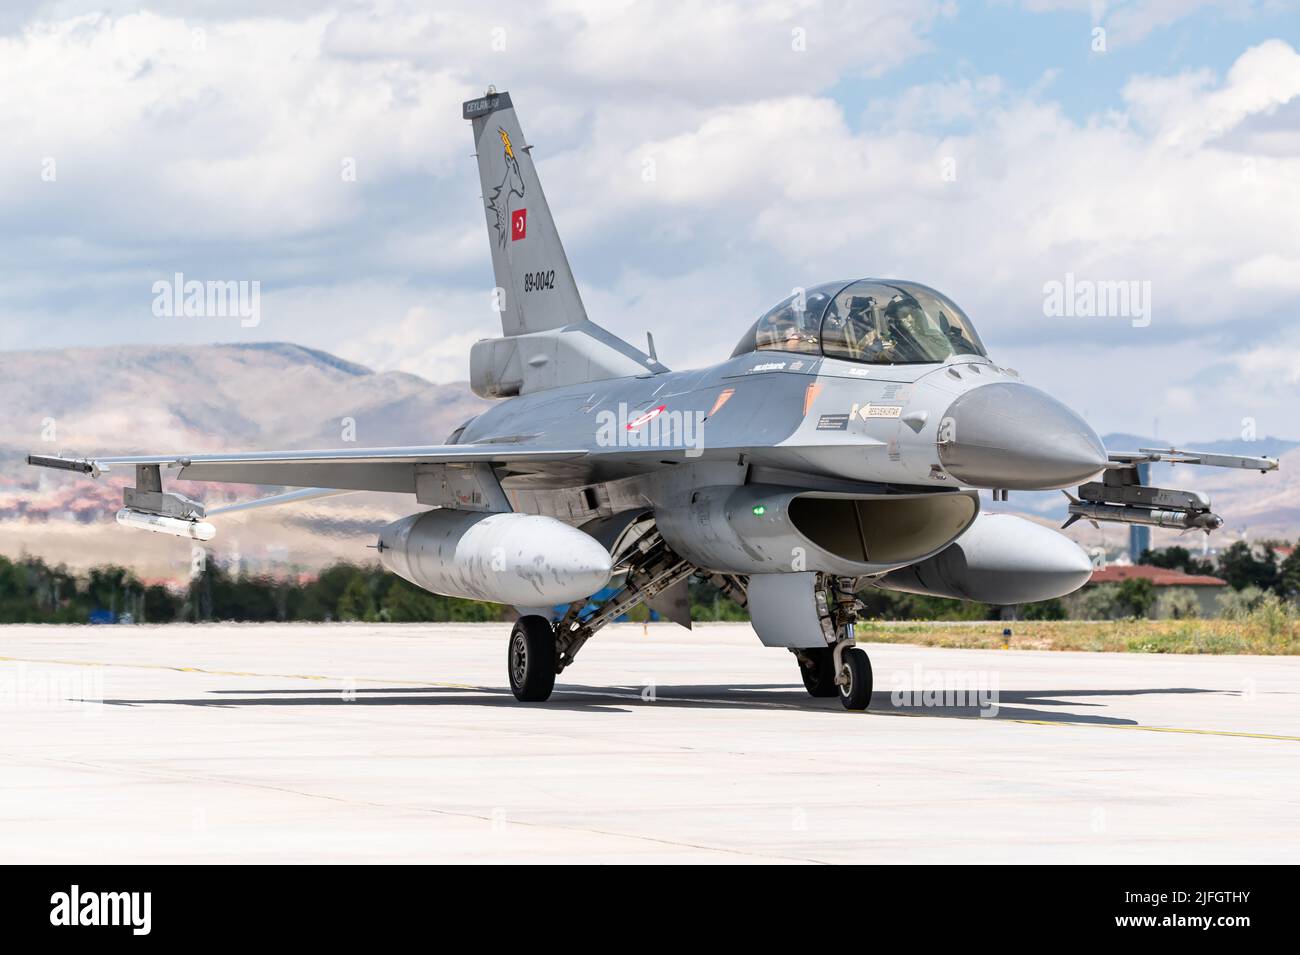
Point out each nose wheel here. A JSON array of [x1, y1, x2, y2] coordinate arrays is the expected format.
[[796, 643, 873, 709], [508, 615, 557, 702]]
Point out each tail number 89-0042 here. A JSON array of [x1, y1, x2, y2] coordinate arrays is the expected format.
[[524, 270, 556, 293]]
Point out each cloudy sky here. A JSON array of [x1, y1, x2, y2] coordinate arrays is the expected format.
[[2, 0, 1299, 440]]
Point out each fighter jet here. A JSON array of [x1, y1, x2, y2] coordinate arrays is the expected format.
[[28, 90, 1279, 709]]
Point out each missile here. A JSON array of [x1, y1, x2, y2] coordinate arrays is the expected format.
[[1134, 447, 1279, 472], [115, 507, 216, 541], [1063, 501, 1222, 532]]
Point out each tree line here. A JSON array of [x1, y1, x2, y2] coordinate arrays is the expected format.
[[0, 538, 1296, 625]]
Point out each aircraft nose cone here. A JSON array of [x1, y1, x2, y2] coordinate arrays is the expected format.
[[938, 382, 1108, 490]]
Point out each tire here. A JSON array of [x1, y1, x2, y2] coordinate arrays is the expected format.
[[508, 615, 557, 702], [798, 647, 839, 697], [838, 647, 873, 711]]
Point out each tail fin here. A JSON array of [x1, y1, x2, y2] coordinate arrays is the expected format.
[[463, 90, 665, 399], [465, 90, 587, 337]]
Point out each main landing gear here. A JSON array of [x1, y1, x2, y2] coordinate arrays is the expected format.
[[507, 523, 696, 703], [508, 615, 557, 702]]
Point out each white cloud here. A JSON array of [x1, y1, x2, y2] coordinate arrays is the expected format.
[[264, 282, 500, 384], [1124, 39, 1300, 148], [0, 11, 471, 240], [2, 3, 1300, 441]]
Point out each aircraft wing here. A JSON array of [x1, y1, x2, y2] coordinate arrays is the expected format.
[[27, 444, 589, 493]]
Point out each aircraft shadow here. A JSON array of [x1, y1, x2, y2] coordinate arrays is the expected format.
[[90, 683, 1220, 725]]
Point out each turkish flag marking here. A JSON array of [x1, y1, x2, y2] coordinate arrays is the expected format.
[[511, 208, 527, 241]]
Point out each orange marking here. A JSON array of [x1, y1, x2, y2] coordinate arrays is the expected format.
[[803, 382, 823, 416], [708, 388, 734, 417]]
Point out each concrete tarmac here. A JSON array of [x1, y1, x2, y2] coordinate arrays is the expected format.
[[1, 622, 1296, 863]]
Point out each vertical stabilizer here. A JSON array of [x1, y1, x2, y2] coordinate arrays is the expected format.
[[465, 90, 588, 337]]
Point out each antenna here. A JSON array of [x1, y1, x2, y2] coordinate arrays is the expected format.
[[646, 332, 658, 362]]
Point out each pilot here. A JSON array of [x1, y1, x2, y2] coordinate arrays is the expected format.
[[826, 294, 892, 361], [758, 305, 795, 350], [939, 311, 972, 351]]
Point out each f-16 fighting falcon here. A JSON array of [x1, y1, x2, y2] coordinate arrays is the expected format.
[[28, 90, 1280, 709]]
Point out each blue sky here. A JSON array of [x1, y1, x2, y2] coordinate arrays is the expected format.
[[2, 0, 1299, 441], [839, 2, 1299, 125]]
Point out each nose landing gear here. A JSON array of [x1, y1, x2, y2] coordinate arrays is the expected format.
[[835, 644, 873, 711], [791, 576, 873, 710]]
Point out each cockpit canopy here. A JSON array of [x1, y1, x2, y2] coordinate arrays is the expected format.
[[732, 279, 986, 365]]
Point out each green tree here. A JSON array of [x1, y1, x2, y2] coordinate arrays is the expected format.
[[337, 575, 376, 621], [1278, 543, 1300, 600], [1065, 583, 1120, 620], [1154, 587, 1199, 619], [86, 565, 143, 619], [380, 578, 447, 621], [1217, 585, 1265, 619], [1216, 541, 1280, 593], [1115, 578, 1156, 618], [1021, 598, 1067, 620], [186, 564, 282, 622], [290, 563, 369, 620], [142, 584, 181, 623], [688, 579, 748, 621], [1139, 546, 1213, 576]]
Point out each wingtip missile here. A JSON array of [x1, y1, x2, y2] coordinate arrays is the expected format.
[[1132, 447, 1280, 472], [115, 508, 215, 541]]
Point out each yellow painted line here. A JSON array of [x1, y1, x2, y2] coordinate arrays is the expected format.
[[0, 655, 475, 690], [1009, 718, 1300, 743], [849, 705, 1300, 742]]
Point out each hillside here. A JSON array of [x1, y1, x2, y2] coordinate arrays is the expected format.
[[0, 342, 489, 579]]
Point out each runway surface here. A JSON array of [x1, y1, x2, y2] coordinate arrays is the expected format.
[[1, 622, 1296, 863]]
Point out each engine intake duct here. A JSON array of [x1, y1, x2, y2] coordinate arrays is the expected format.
[[655, 484, 978, 576]]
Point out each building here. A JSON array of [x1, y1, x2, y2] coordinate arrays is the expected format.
[[1128, 462, 1151, 562], [1088, 564, 1229, 617]]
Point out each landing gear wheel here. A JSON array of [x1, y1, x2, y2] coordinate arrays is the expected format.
[[798, 648, 839, 698], [508, 615, 557, 702], [838, 647, 873, 711]]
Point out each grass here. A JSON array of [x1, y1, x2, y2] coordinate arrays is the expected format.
[[858, 604, 1300, 656]]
